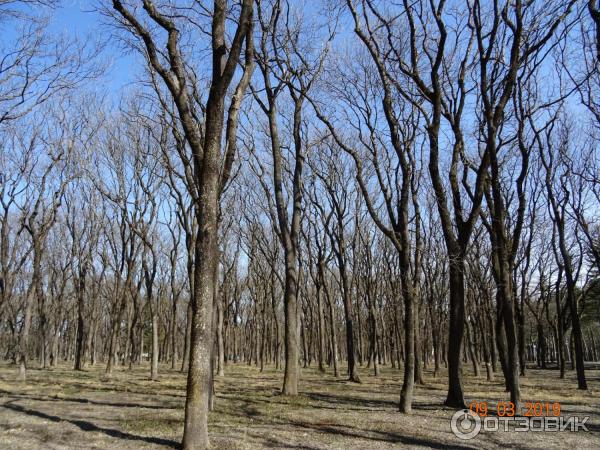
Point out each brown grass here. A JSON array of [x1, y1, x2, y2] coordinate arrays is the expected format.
[[0, 361, 598, 449]]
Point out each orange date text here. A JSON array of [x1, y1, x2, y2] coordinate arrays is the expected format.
[[468, 401, 561, 417]]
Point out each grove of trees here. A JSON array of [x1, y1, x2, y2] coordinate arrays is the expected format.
[[1, 0, 599, 449]]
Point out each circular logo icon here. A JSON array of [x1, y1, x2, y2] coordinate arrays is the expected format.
[[451, 409, 481, 440]]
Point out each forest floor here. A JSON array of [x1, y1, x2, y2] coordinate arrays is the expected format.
[[0, 361, 598, 449]]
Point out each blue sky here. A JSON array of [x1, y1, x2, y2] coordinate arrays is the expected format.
[[48, 1, 139, 95]]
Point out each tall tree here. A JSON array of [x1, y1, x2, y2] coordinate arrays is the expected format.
[[110, 1, 254, 447]]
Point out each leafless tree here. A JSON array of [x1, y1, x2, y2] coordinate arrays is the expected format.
[[109, 1, 254, 447]]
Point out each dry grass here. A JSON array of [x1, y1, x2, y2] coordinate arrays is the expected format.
[[0, 360, 598, 449]]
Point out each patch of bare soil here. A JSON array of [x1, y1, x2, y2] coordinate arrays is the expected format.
[[0, 362, 598, 449]]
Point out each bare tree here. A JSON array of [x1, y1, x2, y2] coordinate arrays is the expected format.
[[110, 1, 254, 447], [251, 0, 330, 394], [15, 102, 79, 378], [0, 1, 101, 124]]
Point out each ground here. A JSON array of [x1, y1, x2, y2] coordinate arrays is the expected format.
[[0, 361, 598, 449]]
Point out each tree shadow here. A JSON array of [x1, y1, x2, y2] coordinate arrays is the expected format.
[[303, 391, 397, 410], [284, 419, 480, 450], [62, 381, 187, 398], [579, 420, 599, 434], [246, 431, 322, 449], [222, 399, 478, 450], [0, 390, 180, 410], [2, 401, 181, 449]]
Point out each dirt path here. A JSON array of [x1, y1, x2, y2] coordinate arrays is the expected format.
[[0, 362, 598, 449]]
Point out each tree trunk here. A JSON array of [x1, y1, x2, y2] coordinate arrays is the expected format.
[[323, 279, 339, 377], [171, 298, 178, 370], [316, 284, 326, 373], [74, 268, 87, 371], [151, 313, 159, 380], [399, 279, 415, 413], [282, 259, 300, 395], [216, 286, 225, 377], [181, 303, 191, 372], [17, 285, 35, 380], [182, 201, 219, 449], [445, 261, 466, 408], [466, 319, 480, 377], [413, 301, 423, 384]]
